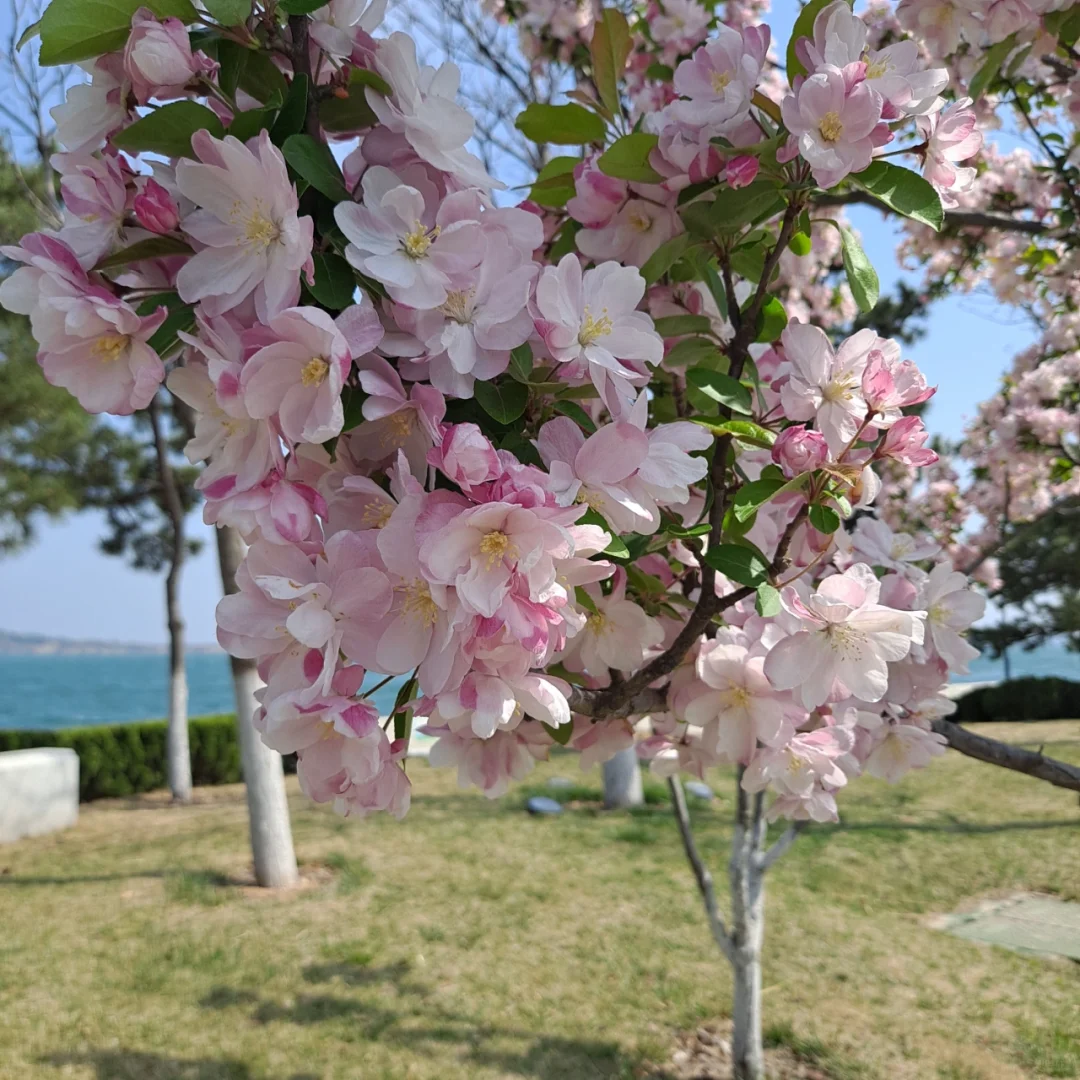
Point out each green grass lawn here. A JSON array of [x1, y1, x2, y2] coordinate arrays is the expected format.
[[1, 721, 1079, 1080]]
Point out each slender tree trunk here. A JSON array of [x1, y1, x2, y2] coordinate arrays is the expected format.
[[215, 523, 299, 888], [728, 781, 766, 1080], [149, 397, 192, 804], [602, 745, 644, 808]]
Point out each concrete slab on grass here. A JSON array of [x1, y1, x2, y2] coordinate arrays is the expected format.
[[0, 748, 79, 844], [940, 893, 1080, 960]]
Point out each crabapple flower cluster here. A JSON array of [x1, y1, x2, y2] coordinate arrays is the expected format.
[[3, 0, 985, 823]]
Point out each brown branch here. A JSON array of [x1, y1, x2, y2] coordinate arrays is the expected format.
[[815, 191, 1051, 236], [669, 776, 735, 962], [287, 14, 320, 137], [932, 718, 1080, 793]]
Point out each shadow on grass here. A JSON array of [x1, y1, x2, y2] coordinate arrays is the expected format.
[[819, 816, 1079, 837], [42, 1049, 317, 1080], [0, 870, 167, 887]]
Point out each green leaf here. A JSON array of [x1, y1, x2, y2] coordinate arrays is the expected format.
[[306, 251, 356, 310], [508, 343, 533, 382], [548, 218, 581, 261], [968, 33, 1016, 100], [652, 314, 713, 337], [202, 0, 250, 23], [752, 295, 787, 343], [598, 133, 662, 183], [112, 101, 224, 159], [39, 0, 196, 64], [703, 543, 769, 588], [16, 18, 41, 49], [664, 337, 723, 368], [95, 235, 192, 270], [390, 675, 418, 743], [270, 74, 309, 144], [681, 181, 785, 237], [474, 379, 529, 424], [237, 47, 289, 104], [839, 225, 879, 313], [147, 302, 196, 359], [282, 134, 350, 201], [279, 0, 328, 12], [543, 720, 575, 746], [135, 291, 182, 317], [228, 103, 278, 142], [589, 7, 631, 115], [732, 477, 786, 523], [603, 532, 630, 558], [788, 231, 812, 257], [514, 103, 606, 146], [852, 160, 944, 232], [645, 62, 673, 81], [640, 232, 693, 285], [664, 521, 711, 539], [786, 0, 852, 80], [809, 504, 841, 534], [528, 156, 579, 207], [341, 385, 367, 432], [553, 400, 597, 433], [690, 418, 775, 448], [687, 366, 752, 413], [755, 582, 781, 618], [318, 67, 389, 133]]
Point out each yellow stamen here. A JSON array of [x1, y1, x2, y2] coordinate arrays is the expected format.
[[362, 501, 395, 529], [578, 306, 613, 346], [586, 612, 608, 635], [863, 55, 889, 80], [710, 70, 732, 93], [230, 198, 280, 252], [818, 110, 844, 143], [400, 579, 439, 627], [627, 206, 653, 232], [440, 289, 474, 323], [301, 357, 330, 387], [92, 333, 128, 363], [402, 220, 440, 258], [479, 530, 515, 568]]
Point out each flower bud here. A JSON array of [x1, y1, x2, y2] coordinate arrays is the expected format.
[[133, 178, 180, 234], [428, 423, 502, 490], [878, 415, 938, 468], [771, 424, 828, 478], [124, 9, 215, 105], [725, 155, 759, 189]]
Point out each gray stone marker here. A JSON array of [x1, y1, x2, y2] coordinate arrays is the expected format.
[[940, 892, 1080, 961], [0, 748, 79, 844]]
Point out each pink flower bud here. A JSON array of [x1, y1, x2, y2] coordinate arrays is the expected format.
[[862, 351, 935, 413], [725, 155, 759, 189], [429, 423, 502, 490], [133, 178, 180, 234], [877, 415, 938, 467], [565, 154, 627, 227], [771, 424, 828, 478], [123, 8, 216, 105]]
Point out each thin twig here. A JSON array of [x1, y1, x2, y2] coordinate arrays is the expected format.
[[668, 776, 734, 962], [756, 822, 806, 872]]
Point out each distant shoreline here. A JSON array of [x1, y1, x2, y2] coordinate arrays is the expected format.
[[0, 629, 222, 657]]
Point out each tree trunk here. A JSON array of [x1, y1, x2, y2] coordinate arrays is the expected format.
[[149, 397, 192, 804], [602, 745, 644, 808], [215, 524, 299, 888], [728, 782, 766, 1080]]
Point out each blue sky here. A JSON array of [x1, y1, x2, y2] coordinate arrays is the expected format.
[[0, 0, 1040, 645]]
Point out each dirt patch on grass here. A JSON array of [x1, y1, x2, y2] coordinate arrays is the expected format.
[[653, 1022, 834, 1079]]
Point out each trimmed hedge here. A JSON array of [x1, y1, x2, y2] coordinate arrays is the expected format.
[[953, 677, 1080, 725], [0, 715, 295, 802]]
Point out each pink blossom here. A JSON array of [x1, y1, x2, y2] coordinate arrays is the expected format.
[[851, 517, 940, 575], [52, 151, 128, 267], [240, 306, 351, 445], [725, 155, 760, 189], [878, 415, 938, 467], [763, 564, 926, 709], [429, 423, 502, 491], [861, 345, 935, 421], [684, 642, 796, 765], [175, 130, 314, 322], [917, 97, 982, 209], [771, 424, 828, 477], [919, 561, 985, 672], [566, 154, 628, 226], [426, 724, 551, 797], [780, 65, 882, 188], [741, 727, 851, 822], [50, 56, 128, 153], [133, 178, 181, 235], [310, 0, 387, 58], [576, 198, 682, 269], [533, 255, 663, 414], [671, 24, 769, 130], [123, 7, 216, 104], [649, 0, 711, 55], [863, 720, 946, 782], [564, 575, 664, 677]]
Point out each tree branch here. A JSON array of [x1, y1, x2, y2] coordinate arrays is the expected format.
[[932, 718, 1080, 793], [755, 821, 806, 872], [815, 191, 1052, 236], [287, 14, 320, 137], [668, 776, 734, 962]]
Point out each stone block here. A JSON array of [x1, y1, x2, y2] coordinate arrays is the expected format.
[[0, 748, 79, 844]]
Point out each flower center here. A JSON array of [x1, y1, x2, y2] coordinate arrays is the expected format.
[[586, 611, 608, 635], [627, 206, 653, 232], [234, 198, 280, 252], [400, 578, 439, 627], [440, 289, 474, 323], [403, 220, 440, 259], [818, 111, 844, 143], [821, 376, 856, 404], [92, 333, 128, 363], [301, 357, 330, 387], [578, 306, 613, 346], [479, 529, 515, 567], [863, 54, 889, 80], [710, 70, 732, 93], [825, 622, 864, 659], [362, 501, 395, 529]]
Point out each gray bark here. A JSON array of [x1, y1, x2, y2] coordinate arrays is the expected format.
[[602, 745, 643, 808], [148, 396, 192, 804], [215, 524, 299, 888]]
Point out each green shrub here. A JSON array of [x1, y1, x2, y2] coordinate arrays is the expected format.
[[0, 715, 297, 802], [953, 677, 1080, 725]]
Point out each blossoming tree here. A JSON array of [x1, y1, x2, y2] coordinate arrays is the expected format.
[[8, 0, 1080, 1075]]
